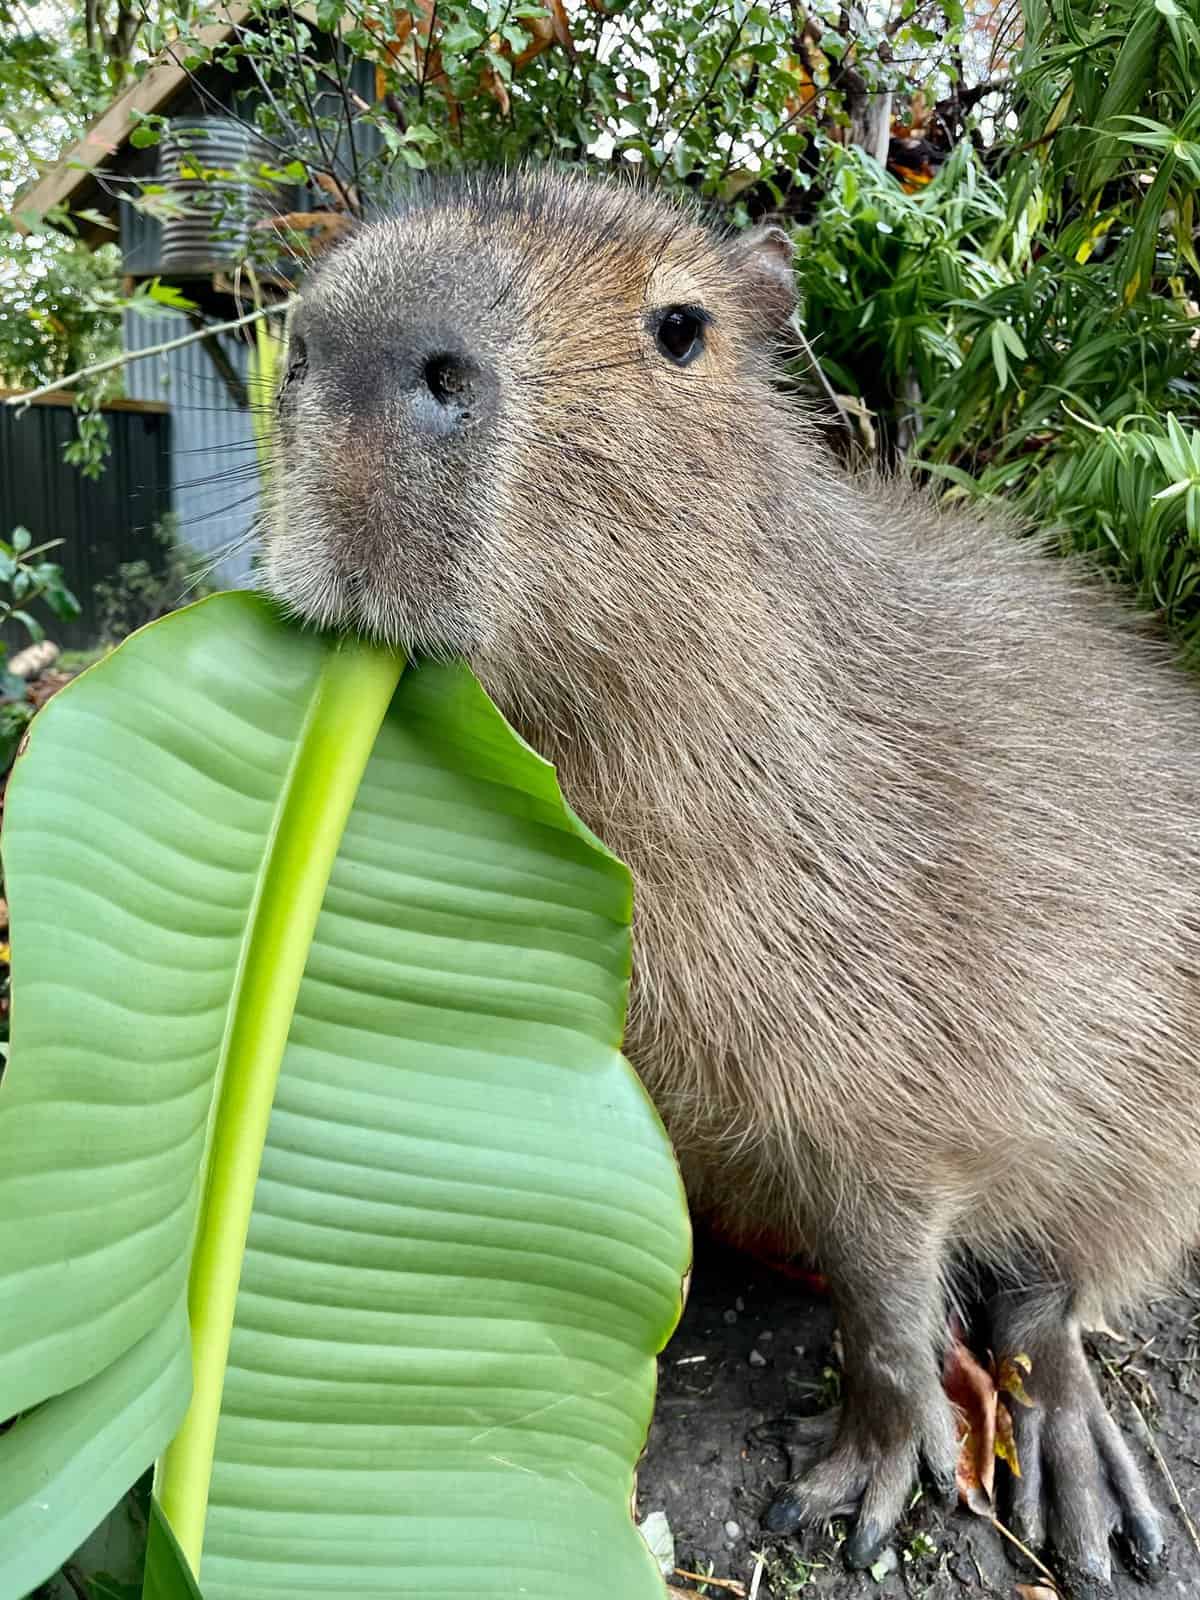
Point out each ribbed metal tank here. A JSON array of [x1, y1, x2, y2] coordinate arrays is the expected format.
[[157, 117, 277, 275]]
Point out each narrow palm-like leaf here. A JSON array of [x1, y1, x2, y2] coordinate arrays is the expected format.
[[144, 1499, 205, 1600], [0, 592, 689, 1599], [1075, 4, 1163, 200]]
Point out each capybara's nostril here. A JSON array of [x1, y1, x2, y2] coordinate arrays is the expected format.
[[423, 353, 472, 408], [407, 349, 492, 436]]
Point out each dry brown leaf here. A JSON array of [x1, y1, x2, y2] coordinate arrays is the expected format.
[[997, 1351, 1035, 1408], [546, 0, 576, 54], [943, 1334, 997, 1515], [783, 57, 820, 120], [994, 1398, 1020, 1478], [1015, 1586, 1058, 1599], [892, 164, 935, 193], [311, 170, 358, 213], [509, 15, 555, 69], [480, 64, 511, 115], [257, 211, 355, 259], [944, 1332, 1038, 1516], [26, 671, 72, 712]]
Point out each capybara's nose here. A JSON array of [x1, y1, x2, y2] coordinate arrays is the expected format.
[[301, 314, 496, 437]]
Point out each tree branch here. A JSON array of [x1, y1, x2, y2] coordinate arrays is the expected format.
[[885, 0, 932, 35], [6, 299, 296, 411], [653, 5, 753, 185], [938, 76, 1008, 115], [112, 0, 143, 75], [186, 311, 250, 409]]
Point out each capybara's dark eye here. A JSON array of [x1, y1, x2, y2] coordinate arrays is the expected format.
[[286, 334, 308, 380], [654, 306, 707, 367], [277, 334, 308, 408]]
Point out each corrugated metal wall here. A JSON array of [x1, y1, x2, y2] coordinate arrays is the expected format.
[[0, 398, 171, 648], [114, 57, 388, 590], [123, 311, 260, 586]]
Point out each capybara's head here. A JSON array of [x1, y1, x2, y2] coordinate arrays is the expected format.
[[262, 169, 799, 667]]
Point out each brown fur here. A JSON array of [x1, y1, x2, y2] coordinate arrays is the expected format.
[[262, 168, 1199, 1586]]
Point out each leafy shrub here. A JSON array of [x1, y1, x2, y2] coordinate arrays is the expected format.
[[0, 525, 80, 768], [93, 514, 214, 644], [788, 0, 1200, 653]]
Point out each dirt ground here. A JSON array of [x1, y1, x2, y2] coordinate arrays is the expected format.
[[638, 1233, 1200, 1600]]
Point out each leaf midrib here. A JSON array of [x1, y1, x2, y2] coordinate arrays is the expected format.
[[155, 617, 404, 1576]]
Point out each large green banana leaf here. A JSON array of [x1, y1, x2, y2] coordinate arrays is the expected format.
[[0, 592, 690, 1599]]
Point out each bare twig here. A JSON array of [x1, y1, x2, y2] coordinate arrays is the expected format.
[[220, 1, 309, 158], [418, 0, 439, 105], [787, 314, 858, 446], [885, 0, 933, 34], [283, 0, 347, 204], [1118, 1334, 1158, 1375], [6, 300, 296, 410], [652, 1, 757, 185], [649, 0, 725, 149], [673, 1570, 746, 1596], [988, 1516, 1061, 1591], [326, 45, 368, 213]]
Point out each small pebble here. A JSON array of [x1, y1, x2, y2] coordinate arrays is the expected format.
[[748, 1348, 767, 1367], [723, 1309, 738, 1325], [793, 1344, 806, 1358], [871, 1547, 899, 1578], [735, 1296, 745, 1311], [724, 1520, 741, 1540], [757, 1329, 773, 1342]]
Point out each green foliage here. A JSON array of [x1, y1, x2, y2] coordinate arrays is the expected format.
[[0, 523, 82, 1111], [0, 592, 689, 1600], [0, 525, 81, 639], [789, 140, 1014, 433], [0, 0, 198, 473], [0, 524, 79, 798], [0, 211, 121, 478], [787, 0, 1200, 654], [930, 0, 1200, 651], [0, 222, 122, 390], [162, 0, 988, 220], [141, 1500, 203, 1600], [999, 411, 1200, 652], [0, 699, 30, 782], [92, 514, 213, 644]]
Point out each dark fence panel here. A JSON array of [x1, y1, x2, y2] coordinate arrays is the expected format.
[[0, 395, 171, 649]]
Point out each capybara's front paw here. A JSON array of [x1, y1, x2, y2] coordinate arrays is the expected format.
[[762, 1385, 957, 1568]]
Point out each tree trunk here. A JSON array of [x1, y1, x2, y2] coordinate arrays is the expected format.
[[847, 75, 893, 165]]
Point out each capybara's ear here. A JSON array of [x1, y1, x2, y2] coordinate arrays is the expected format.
[[727, 223, 797, 339]]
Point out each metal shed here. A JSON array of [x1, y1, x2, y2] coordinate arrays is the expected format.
[[0, 392, 171, 647], [14, 13, 382, 612], [121, 308, 259, 587]]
